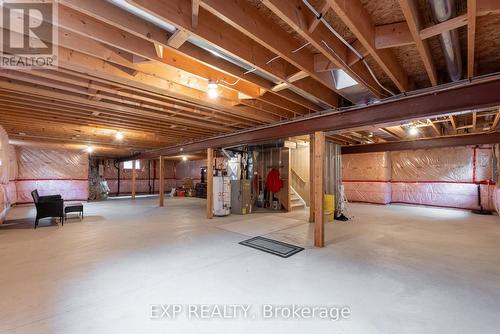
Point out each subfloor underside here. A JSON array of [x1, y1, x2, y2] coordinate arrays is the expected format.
[[1, 198, 500, 333]]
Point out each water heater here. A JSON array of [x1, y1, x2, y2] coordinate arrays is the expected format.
[[213, 176, 231, 216]]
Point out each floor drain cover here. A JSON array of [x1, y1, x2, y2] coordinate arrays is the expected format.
[[239, 236, 304, 258]]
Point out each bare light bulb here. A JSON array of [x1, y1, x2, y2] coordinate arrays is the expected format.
[[207, 88, 218, 99], [182, 155, 188, 161], [115, 131, 124, 141], [408, 126, 418, 136], [207, 80, 218, 99], [85, 146, 94, 153]]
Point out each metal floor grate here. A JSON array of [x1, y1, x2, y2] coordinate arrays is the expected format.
[[239, 236, 304, 258]]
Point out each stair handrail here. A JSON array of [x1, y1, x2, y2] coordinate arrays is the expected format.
[[291, 168, 306, 184]]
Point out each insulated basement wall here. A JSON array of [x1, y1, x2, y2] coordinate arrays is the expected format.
[[343, 145, 496, 211], [103, 159, 205, 196], [0, 126, 12, 222], [342, 152, 392, 204], [15, 147, 89, 203]]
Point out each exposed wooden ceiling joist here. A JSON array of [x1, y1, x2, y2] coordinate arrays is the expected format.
[[123, 0, 338, 107], [468, 0, 477, 79], [60, 0, 320, 113], [397, 0, 438, 86], [261, 0, 385, 98], [125, 77, 500, 160], [327, 0, 410, 92]]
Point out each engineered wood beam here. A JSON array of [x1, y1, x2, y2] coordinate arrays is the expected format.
[[313, 131, 325, 248], [327, 0, 410, 92], [397, 0, 438, 86]]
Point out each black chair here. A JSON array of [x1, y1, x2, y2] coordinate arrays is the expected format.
[[31, 190, 64, 229]]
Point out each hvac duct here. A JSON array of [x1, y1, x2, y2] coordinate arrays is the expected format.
[[429, 0, 463, 81]]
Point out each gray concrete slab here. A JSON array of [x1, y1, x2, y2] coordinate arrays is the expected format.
[[1, 197, 499, 333]]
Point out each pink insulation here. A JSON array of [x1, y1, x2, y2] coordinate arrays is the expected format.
[[493, 188, 500, 214], [343, 181, 391, 204], [391, 182, 495, 210], [0, 127, 9, 185], [391, 146, 493, 182], [342, 145, 498, 211], [8, 146, 17, 205], [343, 152, 391, 181], [0, 126, 11, 222], [15, 146, 89, 203], [343, 152, 391, 204], [6, 181, 17, 206], [0, 184, 7, 222], [16, 180, 89, 203]]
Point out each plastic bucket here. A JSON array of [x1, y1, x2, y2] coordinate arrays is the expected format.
[[324, 194, 335, 223]]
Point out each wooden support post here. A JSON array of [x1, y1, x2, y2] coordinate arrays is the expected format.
[[207, 148, 214, 219], [131, 160, 136, 199], [314, 131, 325, 248], [159, 156, 164, 207], [309, 134, 315, 223], [287, 147, 292, 212]]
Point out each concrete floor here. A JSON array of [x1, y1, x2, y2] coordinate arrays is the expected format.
[[1, 197, 500, 334]]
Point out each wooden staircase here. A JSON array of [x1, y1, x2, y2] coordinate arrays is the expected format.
[[290, 187, 306, 210]]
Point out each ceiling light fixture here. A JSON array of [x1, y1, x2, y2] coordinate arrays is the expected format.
[[207, 80, 218, 99], [182, 155, 188, 161], [408, 126, 419, 136], [115, 131, 124, 141], [85, 146, 94, 153]]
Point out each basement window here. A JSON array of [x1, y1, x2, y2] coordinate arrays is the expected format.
[[123, 160, 141, 170]]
